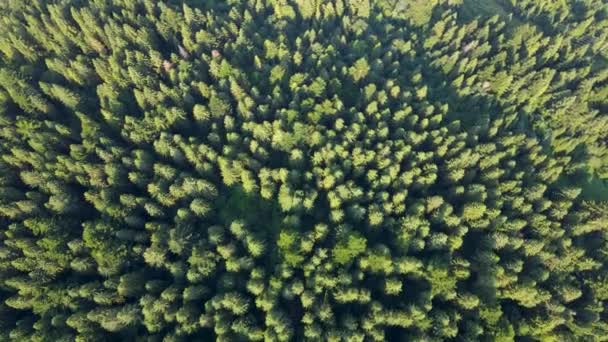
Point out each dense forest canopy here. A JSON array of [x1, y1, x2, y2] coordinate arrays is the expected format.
[[0, 0, 607, 341]]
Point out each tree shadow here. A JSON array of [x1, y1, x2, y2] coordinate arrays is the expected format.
[[216, 185, 283, 238]]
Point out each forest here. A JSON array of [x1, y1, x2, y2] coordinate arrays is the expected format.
[[0, 0, 607, 341]]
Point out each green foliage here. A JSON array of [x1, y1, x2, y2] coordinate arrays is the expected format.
[[349, 58, 370, 83], [333, 233, 367, 264], [0, 0, 606, 341], [277, 229, 304, 266]]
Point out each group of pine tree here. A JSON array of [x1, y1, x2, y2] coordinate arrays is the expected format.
[[0, 0, 607, 341]]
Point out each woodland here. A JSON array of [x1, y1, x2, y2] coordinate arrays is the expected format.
[[0, 0, 607, 341]]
